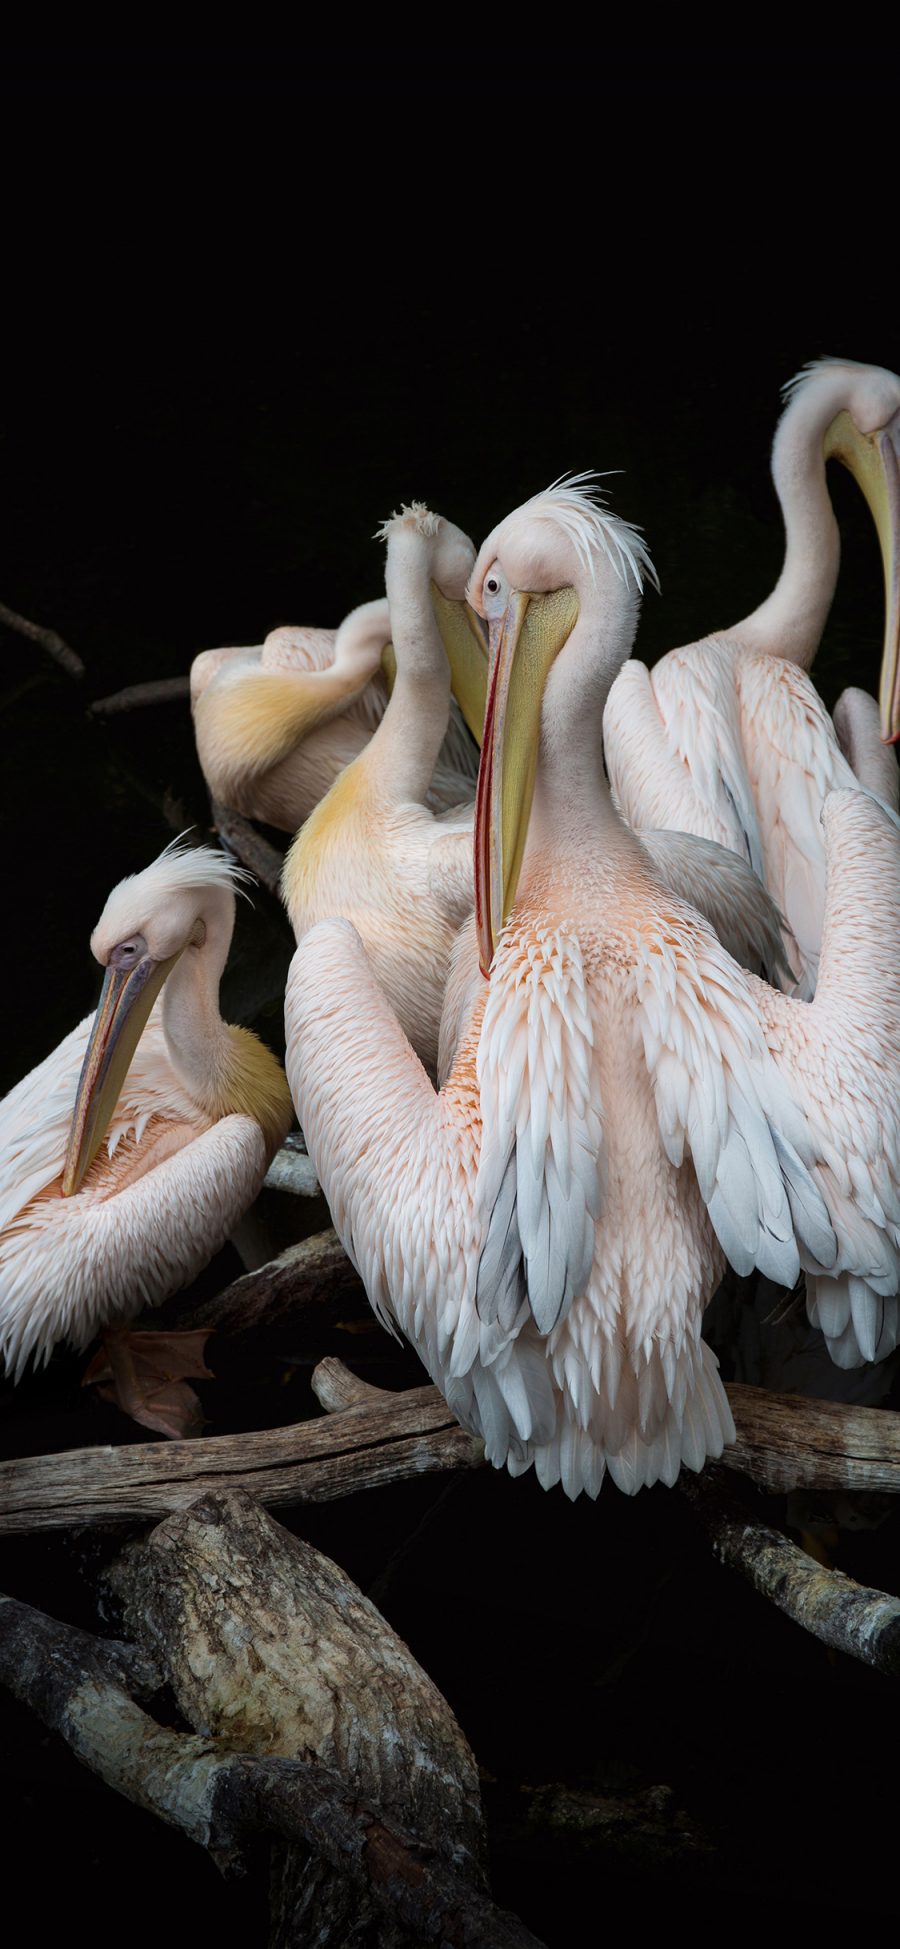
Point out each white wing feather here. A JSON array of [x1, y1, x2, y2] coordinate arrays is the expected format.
[[475, 927, 604, 1336]]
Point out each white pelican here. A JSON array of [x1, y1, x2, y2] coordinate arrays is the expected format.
[[0, 842, 294, 1381], [191, 595, 481, 831], [281, 504, 482, 1076], [603, 357, 900, 992], [286, 480, 900, 1497]]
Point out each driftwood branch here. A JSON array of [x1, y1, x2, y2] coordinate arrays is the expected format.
[[0, 599, 85, 677], [680, 1467, 900, 1679], [151, 1229, 364, 1341], [0, 1493, 546, 1948], [0, 1373, 484, 1534], [724, 1382, 900, 1494], [211, 797, 285, 898], [89, 676, 190, 715], [5, 1362, 900, 1538]]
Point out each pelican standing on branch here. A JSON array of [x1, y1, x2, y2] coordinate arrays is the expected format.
[[0, 843, 293, 1379], [191, 595, 479, 832], [603, 357, 900, 992], [282, 504, 484, 1075], [287, 480, 900, 1497]]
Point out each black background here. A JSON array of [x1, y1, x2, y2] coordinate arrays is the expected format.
[[2, 45, 898, 1944]]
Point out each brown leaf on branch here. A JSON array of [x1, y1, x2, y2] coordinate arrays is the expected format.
[[83, 1325, 215, 1439]]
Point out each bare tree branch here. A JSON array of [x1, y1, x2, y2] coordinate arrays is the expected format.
[[0, 599, 85, 678], [725, 1382, 900, 1494], [680, 1467, 900, 1678], [0, 1374, 484, 1534], [211, 797, 285, 898], [89, 676, 190, 715]]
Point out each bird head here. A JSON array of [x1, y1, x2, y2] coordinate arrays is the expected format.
[[468, 475, 655, 972], [62, 843, 246, 1196]]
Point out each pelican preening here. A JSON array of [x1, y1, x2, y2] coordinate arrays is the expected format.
[[603, 357, 900, 992], [282, 504, 482, 1074], [191, 595, 479, 832], [0, 843, 293, 1381], [287, 478, 900, 1498]]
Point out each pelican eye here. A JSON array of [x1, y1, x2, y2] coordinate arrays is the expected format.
[[480, 564, 509, 621], [109, 934, 148, 970]]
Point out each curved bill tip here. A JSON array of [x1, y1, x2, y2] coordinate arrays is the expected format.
[[61, 949, 176, 1196]]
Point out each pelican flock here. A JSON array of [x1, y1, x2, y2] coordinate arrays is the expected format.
[[4, 354, 900, 1505], [287, 480, 900, 1495]]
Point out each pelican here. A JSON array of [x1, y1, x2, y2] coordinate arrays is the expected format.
[[286, 480, 900, 1498], [603, 357, 900, 992], [281, 504, 484, 1075], [280, 504, 787, 1083], [0, 842, 294, 1381], [191, 595, 480, 831]]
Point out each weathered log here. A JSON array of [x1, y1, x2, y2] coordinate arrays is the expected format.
[[680, 1467, 900, 1679], [0, 1493, 547, 1947], [0, 598, 85, 677], [151, 1229, 366, 1340], [211, 797, 285, 898], [5, 1360, 900, 1537], [89, 675, 190, 714], [0, 1376, 484, 1533], [109, 1491, 486, 1871], [110, 1489, 491, 1945], [724, 1382, 900, 1495], [312, 1358, 399, 1414]]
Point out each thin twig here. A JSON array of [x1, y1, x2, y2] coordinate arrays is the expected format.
[[0, 600, 85, 678], [89, 677, 190, 715]]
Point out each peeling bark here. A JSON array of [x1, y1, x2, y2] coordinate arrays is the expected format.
[[680, 1468, 900, 1678], [0, 1492, 546, 1947]]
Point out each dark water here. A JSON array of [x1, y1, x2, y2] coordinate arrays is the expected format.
[[2, 64, 898, 1943]]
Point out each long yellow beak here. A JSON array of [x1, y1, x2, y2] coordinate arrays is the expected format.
[[62, 946, 181, 1195], [474, 586, 579, 974], [430, 585, 490, 743], [824, 408, 900, 742]]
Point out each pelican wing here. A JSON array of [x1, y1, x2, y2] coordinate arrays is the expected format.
[[605, 646, 765, 877], [0, 1005, 195, 1239], [427, 824, 475, 928], [284, 918, 451, 1340], [286, 917, 559, 1472], [634, 904, 837, 1290], [637, 827, 793, 986], [0, 1113, 267, 1380], [750, 788, 900, 1367], [737, 651, 860, 992], [475, 927, 604, 1337]]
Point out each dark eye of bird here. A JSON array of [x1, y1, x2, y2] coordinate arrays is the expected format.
[[111, 935, 145, 969]]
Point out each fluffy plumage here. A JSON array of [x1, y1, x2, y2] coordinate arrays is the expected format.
[[282, 505, 478, 1074], [191, 597, 477, 832], [286, 478, 900, 1500], [0, 842, 293, 1378], [604, 358, 900, 992]]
